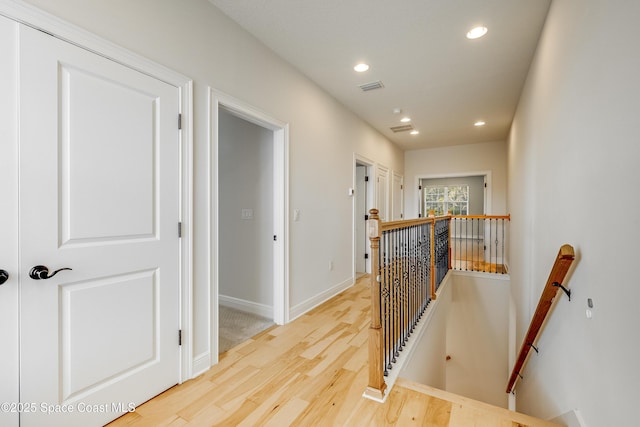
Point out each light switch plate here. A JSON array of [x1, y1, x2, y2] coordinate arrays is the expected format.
[[241, 208, 253, 220]]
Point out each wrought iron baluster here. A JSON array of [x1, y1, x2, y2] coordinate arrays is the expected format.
[[381, 230, 388, 376], [501, 218, 504, 273], [484, 218, 493, 271]]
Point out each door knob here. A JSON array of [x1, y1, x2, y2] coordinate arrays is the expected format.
[[0, 270, 8, 285], [29, 265, 72, 280]]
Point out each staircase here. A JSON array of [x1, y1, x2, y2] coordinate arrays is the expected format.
[[349, 377, 563, 426]]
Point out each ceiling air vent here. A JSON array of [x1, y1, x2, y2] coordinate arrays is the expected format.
[[390, 124, 414, 133], [358, 81, 384, 92]]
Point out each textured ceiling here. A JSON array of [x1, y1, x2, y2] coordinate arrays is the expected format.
[[209, 0, 551, 150]]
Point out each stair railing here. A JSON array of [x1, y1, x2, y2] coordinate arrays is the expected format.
[[506, 244, 575, 394], [450, 214, 510, 274], [365, 209, 449, 399]]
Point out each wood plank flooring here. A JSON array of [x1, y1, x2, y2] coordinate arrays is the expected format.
[[107, 275, 560, 427]]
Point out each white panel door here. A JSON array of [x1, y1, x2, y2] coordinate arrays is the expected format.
[[19, 25, 181, 426], [377, 166, 389, 221], [355, 165, 367, 273], [391, 172, 404, 221], [0, 15, 19, 427]]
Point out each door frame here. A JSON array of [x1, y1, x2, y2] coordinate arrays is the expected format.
[[0, 14, 19, 427], [209, 88, 290, 365], [353, 154, 375, 277], [415, 170, 492, 216], [0, 0, 194, 381]]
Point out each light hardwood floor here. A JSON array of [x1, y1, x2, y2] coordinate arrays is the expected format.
[[108, 275, 560, 427]]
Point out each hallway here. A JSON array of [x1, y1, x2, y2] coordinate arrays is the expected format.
[[108, 276, 558, 426]]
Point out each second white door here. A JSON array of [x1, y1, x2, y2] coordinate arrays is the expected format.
[[18, 25, 181, 426]]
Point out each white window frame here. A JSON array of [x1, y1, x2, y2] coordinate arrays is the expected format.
[[423, 184, 469, 216]]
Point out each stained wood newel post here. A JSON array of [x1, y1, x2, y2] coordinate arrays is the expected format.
[[366, 208, 387, 400]]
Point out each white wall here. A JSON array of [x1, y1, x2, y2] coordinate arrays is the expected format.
[[508, 0, 640, 424], [446, 273, 510, 409], [404, 140, 508, 219], [399, 275, 452, 391], [400, 272, 510, 409], [219, 109, 273, 310], [19, 0, 404, 369]]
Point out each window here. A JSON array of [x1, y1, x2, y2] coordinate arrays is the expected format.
[[423, 185, 469, 215]]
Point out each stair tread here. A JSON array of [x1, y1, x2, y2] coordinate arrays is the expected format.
[[396, 378, 564, 427]]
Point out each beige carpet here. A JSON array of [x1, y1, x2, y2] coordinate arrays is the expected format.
[[218, 305, 275, 354]]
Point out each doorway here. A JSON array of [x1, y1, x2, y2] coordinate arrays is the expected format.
[[417, 173, 491, 269], [418, 174, 487, 216], [354, 156, 375, 277], [210, 90, 289, 362], [218, 107, 275, 353]]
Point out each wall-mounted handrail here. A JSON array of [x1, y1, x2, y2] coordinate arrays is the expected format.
[[506, 244, 575, 394]]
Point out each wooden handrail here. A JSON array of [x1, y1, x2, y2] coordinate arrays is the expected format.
[[506, 244, 575, 394], [380, 216, 437, 231], [451, 214, 511, 220], [379, 213, 510, 231]]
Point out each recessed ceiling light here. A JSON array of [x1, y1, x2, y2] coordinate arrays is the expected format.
[[400, 117, 411, 123], [354, 63, 370, 72], [474, 120, 486, 127], [466, 26, 488, 39], [410, 130, 419, 135]]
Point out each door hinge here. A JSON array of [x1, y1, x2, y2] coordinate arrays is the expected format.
[[364, 253, 369, 260], [400, 185, 403, 190], [400, 213, 403, 219], [364, 176, 369, 182], [273, 235, 277, 241], [419, 185, 422, 190], [484, 182, 487, 188], [178, 222, 182, 238], [178, 330, 182, 346], [178, 114, 182, 130], [364, 214, 369, 221]]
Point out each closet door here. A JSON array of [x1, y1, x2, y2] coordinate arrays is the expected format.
[[18, 25, 181, 426], [0, 15, 19, 427], [391, 172, 404, 220], [377, 165, 389, 221]]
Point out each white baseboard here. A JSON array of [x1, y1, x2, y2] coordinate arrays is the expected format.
[[191, 352, 211, 378], [289, 277, 353, 321], [453, 269, 511, 281], [219, 295, 273, 318]]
